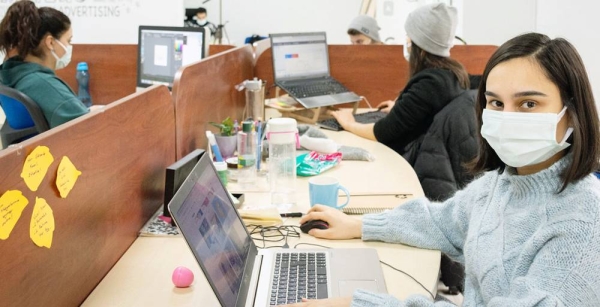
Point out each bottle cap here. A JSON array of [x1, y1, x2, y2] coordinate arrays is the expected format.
[[243, 78, 262, 91], [76, 62, 89, 71], [266, 118, 298, 145], [242, 121, 253, 132]]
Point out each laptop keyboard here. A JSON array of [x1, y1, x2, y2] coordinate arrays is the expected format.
[[318, 110, 387, 131], [270, 252, 329, 305], [286, 81, 348, 98]]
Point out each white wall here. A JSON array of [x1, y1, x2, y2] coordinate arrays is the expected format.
[[0, 0, 184, 44], [536, 0, 600, 104], [462, 0, 537, 45], [185, 0, 364, 45]]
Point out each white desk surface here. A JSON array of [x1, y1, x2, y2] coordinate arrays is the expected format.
[[82, 118, 439, 307]]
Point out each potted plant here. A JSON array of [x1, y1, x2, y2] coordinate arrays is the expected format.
[[209, 117, 237, 158]]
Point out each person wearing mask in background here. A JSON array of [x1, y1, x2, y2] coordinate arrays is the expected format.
[[347, 15, 383, 45], [333, 4, 469, 152], [290, 32, 600, 307], [336, 3, 481, 293], [0, 0, 89, 128], [185, 7, 217, 36]]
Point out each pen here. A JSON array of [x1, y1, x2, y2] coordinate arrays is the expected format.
[[280, 212, 303, 218], [256, 120, 262, 171]]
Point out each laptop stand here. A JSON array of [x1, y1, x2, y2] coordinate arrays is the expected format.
[[266, 87, 360, 124]]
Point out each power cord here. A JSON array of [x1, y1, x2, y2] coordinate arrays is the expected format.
[[247, 224, 301, 249], [292, 242, 436, 300]]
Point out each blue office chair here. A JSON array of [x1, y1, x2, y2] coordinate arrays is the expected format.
[[0, 84, 49, 148]]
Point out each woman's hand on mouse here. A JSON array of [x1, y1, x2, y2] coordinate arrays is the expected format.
[[375, 100, 394, 113], [300, 205, 362, 240]]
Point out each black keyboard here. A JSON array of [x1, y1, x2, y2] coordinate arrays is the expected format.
[[270, 252, 328, 305], [317, 110, 387, 131], [285, 81, 348, 98]]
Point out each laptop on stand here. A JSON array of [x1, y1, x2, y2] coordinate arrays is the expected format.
[[168, 151, 387, 307], [269, 32, 361, 109]]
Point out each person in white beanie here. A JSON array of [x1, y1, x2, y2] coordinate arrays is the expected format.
[[331, 3, 475, 194], [347, 15, 383, 45], [332, 3, 470, 144]]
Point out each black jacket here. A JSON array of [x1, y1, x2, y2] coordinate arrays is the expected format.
[[402, 90, 479, 201], [373, 68, 465, 155], [373, 68, 480, 201]]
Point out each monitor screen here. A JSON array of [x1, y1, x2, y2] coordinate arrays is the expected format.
[[137, 26, 205, 89], [270, 32, 330, 81]]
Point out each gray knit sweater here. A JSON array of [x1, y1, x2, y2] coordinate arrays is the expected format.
[[353, 155, 600, 306]]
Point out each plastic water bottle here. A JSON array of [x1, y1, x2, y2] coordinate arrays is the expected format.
[[267, 118, 298, 211], [76, 62, 92, 107], [237, 121, 257, 187]]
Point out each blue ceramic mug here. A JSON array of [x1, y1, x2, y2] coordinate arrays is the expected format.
[[308, 177, 350, 209]]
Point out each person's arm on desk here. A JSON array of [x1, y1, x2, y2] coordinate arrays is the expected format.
[[330, 109, 376, 141]]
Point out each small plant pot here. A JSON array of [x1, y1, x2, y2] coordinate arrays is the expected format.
[[215, 135, 237, 159]]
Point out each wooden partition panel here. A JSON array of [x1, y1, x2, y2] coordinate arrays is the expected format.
[[56, 44, 137, 105], [172, 45, 254, 159], [0, 85, 175, 307], [54, 44, 241, 106], [255, 45, 497, 107]]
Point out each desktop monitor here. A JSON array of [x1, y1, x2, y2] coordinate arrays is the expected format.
[[137, 26, 206, 89]]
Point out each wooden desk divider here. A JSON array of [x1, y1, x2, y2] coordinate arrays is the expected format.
[[0, 85, 175, 307], [172, 44, 254, 160], [54, 44, 241, 106], [255, 44, 497, 108]]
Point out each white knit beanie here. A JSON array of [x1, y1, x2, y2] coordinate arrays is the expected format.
[[348, 15, 381, 43], [404, 3, 458, 57]]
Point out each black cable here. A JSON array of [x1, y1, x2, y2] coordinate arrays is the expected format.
[[248, 224, 301, 249], [292, 242, 436, 300], [380, 260, 435, 300]]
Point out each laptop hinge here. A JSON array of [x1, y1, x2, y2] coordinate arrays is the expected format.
[[245, 254, 264, 307]]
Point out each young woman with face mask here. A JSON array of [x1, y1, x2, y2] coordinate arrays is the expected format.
[[290, 33, 600, 307], [0, 0, 89, 128]]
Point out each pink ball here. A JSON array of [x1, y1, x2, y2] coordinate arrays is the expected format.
[[172, 266, 194, 288]]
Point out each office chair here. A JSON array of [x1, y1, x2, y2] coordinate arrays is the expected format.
[[0, 84, 49, 148]]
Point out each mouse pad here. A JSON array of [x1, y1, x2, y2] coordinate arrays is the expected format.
[[338, 280, 379, 297]]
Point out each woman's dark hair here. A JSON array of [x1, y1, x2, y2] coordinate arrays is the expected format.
[[409, 42, 470, 89], [0, 0, 71, 58], [469, 32, 600, 191], [347, 29, 361, 36]]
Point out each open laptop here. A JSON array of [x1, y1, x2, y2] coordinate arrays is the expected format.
[[168, 151, 387, 307], [270, 32, 361, 109]]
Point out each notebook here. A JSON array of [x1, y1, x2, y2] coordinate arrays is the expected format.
[[270, 32, 361, 109], [168, 151, 387, 307]]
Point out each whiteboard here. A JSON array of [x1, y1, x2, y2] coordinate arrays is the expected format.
[[0, 0, 184, 44]]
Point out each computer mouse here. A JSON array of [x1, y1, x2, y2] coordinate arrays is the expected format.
[[300, 219, 329, 234]]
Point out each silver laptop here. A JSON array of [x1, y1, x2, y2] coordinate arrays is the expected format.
[[270, 32, 361, 109], [168, 152, 387, 307]]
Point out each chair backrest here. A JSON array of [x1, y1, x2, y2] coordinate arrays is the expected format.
[[0, 84, 50, 132]]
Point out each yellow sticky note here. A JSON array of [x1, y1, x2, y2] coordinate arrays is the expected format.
[[21, 146, 54, 192], [56, 156, 82, 198], [30, 197, 55, 248], [0, 190, 29, 240]]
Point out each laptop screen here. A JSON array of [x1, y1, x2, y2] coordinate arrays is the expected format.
[[172, 155, 252, 307], [271, 32, 330, 81]]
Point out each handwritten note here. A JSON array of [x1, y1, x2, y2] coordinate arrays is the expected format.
[[21, 146, 54, 192], [30, 197, 55, 248], [0, 190, 29, 240], [56, 156, 82, 198]]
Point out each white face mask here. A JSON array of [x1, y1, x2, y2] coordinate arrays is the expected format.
[[198, 18, 207, 25], [51, 38, 72, 70], [403, 40, 411, 62], [481, 106, 573, 168]]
